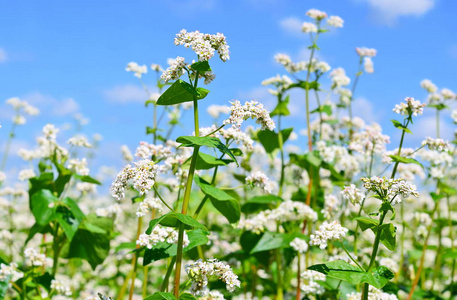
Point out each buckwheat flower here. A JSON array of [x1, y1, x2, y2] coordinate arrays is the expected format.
[[199, 290, 225, 300], [121, 145, 133, 162], [422, 137, 449, 151], [76, 182, 97, 194], [161, 56, 187, 82], [301, 22, 317, 33], [136, 225, 188, 248], [150, 63, 163, 72], [67, 158, 90, 176], [6, 97, 23, 109], [220, 127, 254, 151], [290, 238, 308, 253], [18, 169, 36, 181], [274, 53, 292, 67], [361, 176, 419, 203], [67, 135, 92, 148], [0, 172, 6, 182], [51, 279, 72, 296], [349, 123, 390, 155], [269, 200, 318, 223], [126, 62, 147, 78], [363, 57, 374, 73], [13, 115, 26, 125], [321, 194, 340, 219], [452, 110, 457, 123], [330, 67, 350, 88], [420, 79, 437, 93], [341, 184, 364, 205], [174, 29, 230, 62], [24, 248, 47, 267], [310, 221, 348, 249], [347, 286, 398, 300], [135, 142, 172, 160], [202, 71, 216, 84], [223, 100, 275, 131], [23, 104, 40, 116], [0, 263, 23, 282], [441, 88, 456, 100], [300, 270, 326, 296], [135, 197, 163, 217], [207, 104, 231, 119], [355, 47, 377, 57], [246, 171, 273, 193], [392, 97, 426, 116], [327, 15, 344, 27], [43, 123, 59, 140], [306, 9, 327, 20]]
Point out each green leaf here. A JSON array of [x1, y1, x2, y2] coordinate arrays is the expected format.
[[73, 174, 102, 185], [270, 96, 290, 117], [257, 128, 293, 154], [0, 275, 10, 299], [388, 155, 423, 168], [30, 189, 57, 226], [379, 223, 397, 251], [311, 104, 332, 116], [355, 217, 379, 232], [68, 214, 113, 269], [190, 61, 212, 72], [54, 197, 85, 240], [241, 195, 283, 214], [157, 79, 204, 106], [145, 213, 207, 234], [250, 232, 304, 253], [195, 87, 210, 100], [391, 119, 412, 134], [308, 260, 394, 289], [176, 136, 238, 166], [195, 152, 232, 170], [194, 176, 240, 223], [143, 229, 208, 265], [179, 293, 197, 300], [428, 103, 449, 111], [29, 172, 55, 200], [144, 292, 177, 300]]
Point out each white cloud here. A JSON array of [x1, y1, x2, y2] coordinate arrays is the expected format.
[[22, 92, 80, 117], [409, 114, 454, 142], [52, 98, 79, 116], [448, 44, 457, 60], [279, 17, 302, 36], [352, 97, 382, 123], [360, 0, 435, 25], [103, 84, 147, 104], [0, 48, 7, 63]]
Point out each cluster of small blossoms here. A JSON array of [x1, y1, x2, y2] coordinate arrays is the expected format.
[[364, 57, 374, 73], [0, 263, 23, 282], [393, 97, 426, 116], [125, 62, 147, 78], [349, 123, 390, 155], [245, 171, 274, 193], [261, 74, 293, 94], [321, 194, 341, 219], [420, 79, 437, 93], [219, 127, 254, 151], [316, 141, 360, 176], [136, 197, 163, 217], [198, 290, 225, 300], [341, 184, 364, 205], [110, 159, 161, 201], [223, 100, 275, 131], [67, 158, 90, 176], [361, 176, 420, 204], [136, 225, 188, 249], [161, 56, 187, 82], [18, 168, 36, 181], [301, 22, 317, 33], [174, 29, 230, 62], [330, 67, 351, 88], [355, 47, 377, 57], [207, 105, 230, 119], [290, 237, 308, 254], [441, 88, 456, 100], [67, 135, 92, 148], [6, 97, 40, 125], [326, 15, 344, 28], [346, 286, 398, 300], [150, 63, 163, 72], [300, 270, 326, 296], [310, 221, 348, 249], [24, 248, 48, 267], [422, 137, 449, 151], [185, 259, 240, 296], [50, 279, 72, 296], [306, 9, 327, 20], [135, 142, 172, 160]]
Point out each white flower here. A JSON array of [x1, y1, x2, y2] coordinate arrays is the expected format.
[[355, 47, 377, 57], [361, 176, 419, 204], [0, 263, 23, 282], [135, 142, 172, 160], [290, 238, 308, 253], [126, 62, 148, 78], [24, 248, 48, 267], [220, 127, 254, 151], [223, 100, 275, 131], [207, 105, 231, 119], [306, 9, 327, 20], [392, 97, 426, 116], [422, 137, 449, 151], [174, 29, 230, 62], [13, 115, 26, 125], [300, 270, 326, 295], [136, 197, 163, 217], [67, 135, 92, 148], [18, 169, 36, 181], [150, 63, 163, 72], [420, 79, 437, 93], [341, 184, 364, 205], [50, 279, 72, 296], [301, 22, 317, 33], [452, 110, 457, 123], [246, 171, 274, 193], [441, 88, 455, 100], [363, 57, 374, 73], [161, 56, 187, 82], [327, 15, 344, 28], [310, 221, 348, 249], [121, 145, 134, 162], [67, 158, 89, 176], [330, 67, 350, 87], [136, 225, 188, 248]]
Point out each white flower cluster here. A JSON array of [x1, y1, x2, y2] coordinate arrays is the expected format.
[[321, 194, 341, 219], [441, 88, 456, 100], [220, 127, 254, 151], [246, 171, 274, 193], [199, 290, 226, 300], [50, 279, 72, 296], [24, 247, 48, 267], [301, 22, 317, 33], [121, 145, 134, 162], [300, 270, 326, 296], [306, 9, 327, 20], [185, 259, 240, 296], [96, 203, 121, 218], [290, 237, 308, 254], [161, 56, 187, 83], [330, 67, 351, 88], [355, 47, 377, 57], [0, 263, 23, 282], [327, 15, 344, 28], [18, 124, 69, 161], [361, 176, 420, 204], [393, 97, 426, 116], [261, 74, 293, 93], [110, 159, 160, 201], [341, 184, 364, 205], [422, 137, 449, 151], [174, 29, 230, 62], [349, 123, 390, 155], [364, 57, 374, 73], [346, 286, 398, 300], [150, 63, 163, 72], [67, 158, 90, 176], [68, 135, 92, 148], [6, 97, 40, 125], [136, 225, 188, 249], [316, 141, 360, 176], [239, 200, 317, 233], [126, 62, 147, 78], [420, 79, 437, 93], [135, 141, 172, 160], [18, 168, 36, 181], [310, 221, 348, 249], [223, 100, 275, 131], [207, 104, 231, 119], [136, 197, 163, 217]]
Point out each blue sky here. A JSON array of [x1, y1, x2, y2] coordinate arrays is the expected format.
[[0, 0, 456, 178]]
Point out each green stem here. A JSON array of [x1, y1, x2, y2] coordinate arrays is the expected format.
[[341, 243, 364, 271], [275, 249, 283, 300], [277, 105, 285, 197], [1, 122, 17, 171], [391, 119, 410, 179], [193, 164, 219, 218], [436, 109, 440, 138], [161, 257, 176, 292]]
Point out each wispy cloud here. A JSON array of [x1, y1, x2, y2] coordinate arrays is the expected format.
[[279, 17, 302, 36], [448, 44, 457, 60], [103, 84, 147, 104], [0, 48, 7, 63], [359, 0, 435, 25], [22, 92, 80, 117]]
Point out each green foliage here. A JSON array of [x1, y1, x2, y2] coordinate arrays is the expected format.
[[176, 136, 238, 166], [256, 128, 293, 154], [250, 232, 305, 253], [157, 79, 209, 106], [391, 119, 412, 134], [145, 292, 177, 300]]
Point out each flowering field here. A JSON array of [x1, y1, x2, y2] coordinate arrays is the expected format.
[[1, 5, 457, 300]]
